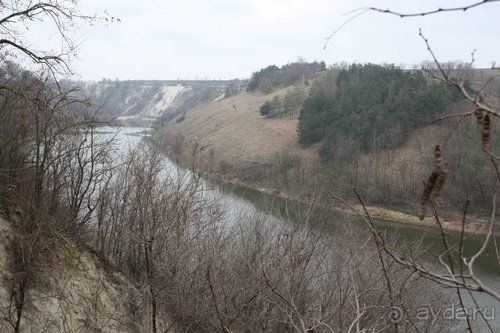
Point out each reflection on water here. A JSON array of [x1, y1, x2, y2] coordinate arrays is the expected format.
[[95, 126, 150, 151]]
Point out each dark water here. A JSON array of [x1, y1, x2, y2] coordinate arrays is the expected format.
[[223, 182, 499, 276]]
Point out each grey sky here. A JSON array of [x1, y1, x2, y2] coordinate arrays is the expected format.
[[54, 0, 500, 80]]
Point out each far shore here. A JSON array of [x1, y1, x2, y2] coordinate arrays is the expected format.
[[220, 178, 496, 237]]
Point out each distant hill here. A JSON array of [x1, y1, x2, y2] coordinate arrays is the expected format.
[[154, 66, 500, 217], [73, 80, 233, 126]]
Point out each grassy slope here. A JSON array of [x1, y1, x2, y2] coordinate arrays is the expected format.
[[158, 89, 318, 169]]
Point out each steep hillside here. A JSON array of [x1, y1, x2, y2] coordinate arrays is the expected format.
[[0, 217, 176, 332], [78, 80, 232, 126]]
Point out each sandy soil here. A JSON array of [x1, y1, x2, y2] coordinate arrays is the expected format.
[[0, 217, 179, 332]]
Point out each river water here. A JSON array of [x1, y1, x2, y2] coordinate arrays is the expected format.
[[100, 126, 500, 331]]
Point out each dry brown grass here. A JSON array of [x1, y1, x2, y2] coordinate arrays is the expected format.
[[160, 89, 318, 168], [348, 204, 491, 235]]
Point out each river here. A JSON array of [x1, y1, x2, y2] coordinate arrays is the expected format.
[[100, 126, 500, 331]]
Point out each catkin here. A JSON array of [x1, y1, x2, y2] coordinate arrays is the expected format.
[[474, 108, 484, 125], [418, 170, 439, 220], [482, 114, 491, 150], [434, 161, 448, 207], [434, 144, 443, 169], [419, 145, 450, 216]]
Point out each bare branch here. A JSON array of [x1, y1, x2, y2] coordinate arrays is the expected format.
[[369, 0, 500, 18], [324, 1, 500, 48]]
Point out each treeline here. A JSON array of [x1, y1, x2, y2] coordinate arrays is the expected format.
[[247, 60, 325, 93], [236, 63, 496, 212], [298, 64, 463, 159]]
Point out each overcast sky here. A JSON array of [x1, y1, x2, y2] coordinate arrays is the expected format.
[[39, 0, 500, 80]]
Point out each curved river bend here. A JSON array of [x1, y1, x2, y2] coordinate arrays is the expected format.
[[102, 126, 500, 331]]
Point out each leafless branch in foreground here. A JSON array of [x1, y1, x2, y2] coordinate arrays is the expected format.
[[324, 0, 500, 48]]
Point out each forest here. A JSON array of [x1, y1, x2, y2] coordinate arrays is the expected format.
[[298, 64, 463, 157]]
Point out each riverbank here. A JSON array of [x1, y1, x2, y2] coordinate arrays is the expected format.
[[150, 126, 496, 237], [150, 86, 497, 237], [219, 177, 495, 236]]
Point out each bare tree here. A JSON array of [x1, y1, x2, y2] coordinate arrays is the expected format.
[[326, 2, 500, 332], [0, 0, 114, 75], [0, 66, 117, 332]]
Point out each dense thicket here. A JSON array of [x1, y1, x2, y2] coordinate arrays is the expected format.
[[247, 61, 325, 93], [298, 64, 462, 159], [95, 144, 449, 333]]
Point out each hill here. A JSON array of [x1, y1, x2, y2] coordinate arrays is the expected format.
[[72, 80, 233, 126], [155, 88, 319, 180], [154, 82, 440, 204], [154, 66, 500, 225]]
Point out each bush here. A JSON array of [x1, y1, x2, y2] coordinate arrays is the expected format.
[[259, 96, 281, 117], [259, 100, 272, 116]]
